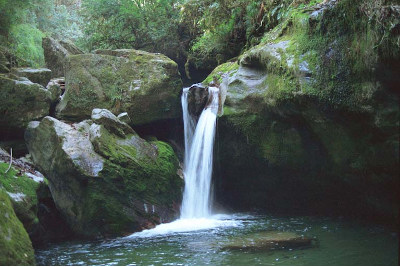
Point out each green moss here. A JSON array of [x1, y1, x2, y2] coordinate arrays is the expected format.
[[84, 128, 182, 236], [0, 189, 36, 265], [0, 162, 40, 202], [203, 61, 239, 85], [0, 162, 41, 234]]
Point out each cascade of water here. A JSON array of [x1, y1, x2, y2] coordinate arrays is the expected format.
[[180, 87, 220, 219], [181, 87, 196, 168]]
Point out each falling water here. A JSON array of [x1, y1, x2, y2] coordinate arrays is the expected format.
[[180, 87, 220, 219], [125, 86, 233, 238]]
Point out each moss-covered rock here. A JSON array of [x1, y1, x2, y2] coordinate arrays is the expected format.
[[209, 0, 399, 224], [0, 162, 41, 238], [25, 112, 183, 238], [0, 188, 35, 265], [42, 37, 83, 78], [55, 49, 182, 125], [0, 73, 51, 139]]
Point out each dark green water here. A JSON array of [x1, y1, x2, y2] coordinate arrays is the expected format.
[[36, 214, 398, 265]]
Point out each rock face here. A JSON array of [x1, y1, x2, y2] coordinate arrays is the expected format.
[[11, 67, 52, 87], [55, 49, 182, 125], [206, 0, 399, 223], [0, 74, 51, 139], [25, 110, 183, 237], [0, 188, 36, 265], [42, 37, 83, 78]]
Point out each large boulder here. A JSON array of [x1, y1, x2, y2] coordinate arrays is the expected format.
[[205, 0, 399, 224], [0, 188, 36, 265], [55, 49, 183, 125], [0, 74, 51, 139], [11, 67, 52, 87], [42, 37, 83, 78], [25, 110, 183, 238]]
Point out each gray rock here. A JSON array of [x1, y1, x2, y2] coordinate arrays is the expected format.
[[25, 115, 183, 237], [91, 108, 135, 137], [42, 37, 83, 78], [11, 67, 52, 87], [0, 74, 51, 137], [46, 78, 63, 103], [117, 112, 132, 124]]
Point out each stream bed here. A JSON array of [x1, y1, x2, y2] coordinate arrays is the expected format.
[[36, 214, 398, 265]]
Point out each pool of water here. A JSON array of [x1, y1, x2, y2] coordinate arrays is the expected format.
[[36, 214, 398, 265]]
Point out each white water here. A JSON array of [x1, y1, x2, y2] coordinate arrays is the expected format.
[[180, 86, 219, 219], [126, 86, 224, 238]]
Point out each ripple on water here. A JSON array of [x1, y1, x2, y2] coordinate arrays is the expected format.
[[35, 214, 398, 266]]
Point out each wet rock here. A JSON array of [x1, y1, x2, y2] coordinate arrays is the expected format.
[[56, 49, 182, 125], [186, 83, 209, 118], [222, 231, 314, 251]]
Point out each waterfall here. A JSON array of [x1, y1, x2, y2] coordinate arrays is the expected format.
[[180, 86, 220, 219], [126, 85, 239, 238]]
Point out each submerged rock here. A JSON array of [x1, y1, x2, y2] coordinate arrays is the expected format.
[[0, 188, 36, 265], [222, 231, 314, 251], [0, 74, 51, 139], [11, 67, 52, 87], [55, 49, 182, 125], [25, 110, 183, 237]]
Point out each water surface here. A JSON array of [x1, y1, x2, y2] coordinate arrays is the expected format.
[[36, 214, 398, 265]]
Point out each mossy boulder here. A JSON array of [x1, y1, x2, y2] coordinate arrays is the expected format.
[[11, 67, 52, 87], [55, 49, 182, 125], [0, 161, 42, 240], [0, 73, 51, 139], [42, 37, 83, 78], [25, 111, 183, 238], [0, 188, 35, 265], [208, 0, 399, 224]]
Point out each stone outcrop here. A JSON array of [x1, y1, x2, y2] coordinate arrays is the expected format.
[[55, 49, 182, 125], [0, 74, 51, 139], [0, 188, 36, 265], [204, 0, 399, 223], [42, 37, 83, 78], [11, 67, 52, 87], [25, 109, 183, 238]]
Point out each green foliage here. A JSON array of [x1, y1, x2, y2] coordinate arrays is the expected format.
[[80, 0, 184, 61], [9, 24, 45, 67], [0, 0, 84, 67]]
